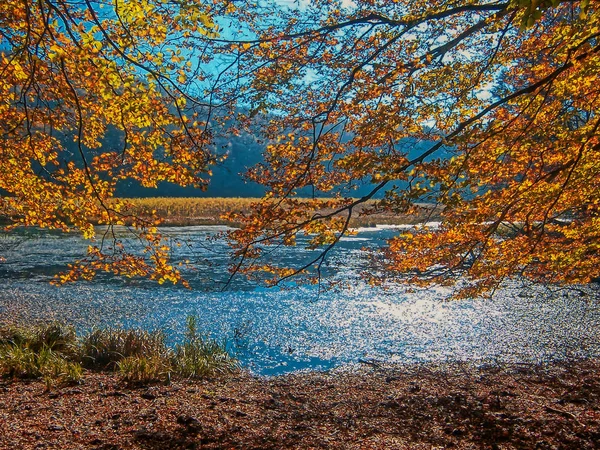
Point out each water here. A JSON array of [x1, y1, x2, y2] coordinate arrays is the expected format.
[[1, 226, 599, 375]]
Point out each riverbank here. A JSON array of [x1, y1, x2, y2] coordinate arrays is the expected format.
[[1, 359, 598, 449]]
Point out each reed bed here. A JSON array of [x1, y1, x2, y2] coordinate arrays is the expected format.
[[121, 197, 441, 227]]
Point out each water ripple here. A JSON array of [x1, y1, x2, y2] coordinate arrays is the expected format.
[[0, 227, 599, 375]]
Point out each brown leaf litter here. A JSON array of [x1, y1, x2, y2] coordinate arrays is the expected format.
[[0, 359, 599, 449]]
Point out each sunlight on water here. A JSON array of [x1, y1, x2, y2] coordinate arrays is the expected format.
[[1, 226, 599, 375]]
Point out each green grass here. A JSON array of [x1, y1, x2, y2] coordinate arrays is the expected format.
[[0, 344, 83, 386], [0, 321, 78, 356], [172, 316, 239, 379], [79, 328, 169, 370], [118, 354, 173, 385], [0, 318, 238, 386], [0, 322, 83, 387]]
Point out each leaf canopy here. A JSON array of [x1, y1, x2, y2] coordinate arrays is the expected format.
[[222, 0, 600, 296], [0, 0, 227, 285], [1, 0, 599, 296]]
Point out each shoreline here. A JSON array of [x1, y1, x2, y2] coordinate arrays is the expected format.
[[2, 198, 442, 229], [1, 358, 599, 449], [120, 197, 443, 228]]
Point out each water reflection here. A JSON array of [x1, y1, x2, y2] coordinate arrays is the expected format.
[[0, 226, 599, 375]]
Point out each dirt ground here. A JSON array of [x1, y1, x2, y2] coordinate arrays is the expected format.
[[1, 359, 599, 449]]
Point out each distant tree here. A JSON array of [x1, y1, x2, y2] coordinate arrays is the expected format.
[[222, 0, 600, 296], [0, 0, 231, 285]]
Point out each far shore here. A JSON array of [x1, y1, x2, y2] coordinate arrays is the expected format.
[[121, 197, 443, 228], [0, 197, 443, 229]]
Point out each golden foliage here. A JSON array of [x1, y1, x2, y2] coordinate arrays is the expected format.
[[2, 0, 599, 295], [223, 0, 600, 295], [0, 0, 224, 285]]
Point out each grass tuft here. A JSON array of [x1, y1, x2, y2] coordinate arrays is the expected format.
[[172, 316, 239, 379], [0, 344, 82, 385], [0, 317, 237, 386], [118, 355, 172, 385], [0, 321, 77, 355], [79, 328, 168, 370]]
